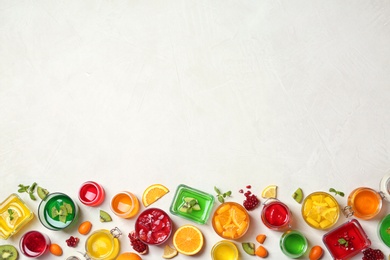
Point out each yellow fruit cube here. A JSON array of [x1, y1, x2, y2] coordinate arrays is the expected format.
[[324, 197, 336, 208], [306, 217, 320, 228], [311, 195, 323, 203], [319, 219, 332, 229]]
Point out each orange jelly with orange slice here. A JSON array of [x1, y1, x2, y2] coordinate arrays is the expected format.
[[212, 202, 249, 239]]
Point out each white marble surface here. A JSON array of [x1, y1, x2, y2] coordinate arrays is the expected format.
[[1, 0, 390, 259]]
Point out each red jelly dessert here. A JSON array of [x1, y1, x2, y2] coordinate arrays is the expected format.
[[323, 219, 371, 260], [135, 208, 172, 245]]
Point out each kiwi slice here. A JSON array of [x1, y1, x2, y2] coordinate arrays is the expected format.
[[292, 188, 303, 203], [37, 186, 49, 200], [0, 245, 18, 260], [242, 242, 255, 255], [100, 210, 112, 222]]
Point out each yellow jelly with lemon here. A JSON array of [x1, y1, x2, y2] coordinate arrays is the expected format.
[[302, 192, 339, 230], [212, 202, 249, 239], [0, 194, 33, 239]]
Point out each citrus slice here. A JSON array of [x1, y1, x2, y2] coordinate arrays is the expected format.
[[163, 244, 178, 259], [142, 184, 169, 207], [116, 252, 142, 260], [173, 225, 204, 256], [261, 185, 277, 199]]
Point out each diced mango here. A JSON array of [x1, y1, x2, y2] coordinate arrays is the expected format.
[[306, 217, 320, 228], [319, 219, 332, 229], [324, 197, 336, 208], [311, 194, 323, 203]]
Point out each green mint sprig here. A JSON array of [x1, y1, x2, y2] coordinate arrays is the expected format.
[[18, 182, 37, 200], [329, 188, 345, 197], [8, 209, 14, 221], [214, 186, 232, 203], [338, 238, 349, 247]]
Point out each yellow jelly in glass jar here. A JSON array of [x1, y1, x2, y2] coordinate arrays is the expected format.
[[301, 192, 340, 230]]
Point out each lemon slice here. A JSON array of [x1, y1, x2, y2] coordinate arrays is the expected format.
[[142, 184, 169, 207], [4, 205, 22, 228], [261, 185, 277, 199], [163, 245, 178, 259]]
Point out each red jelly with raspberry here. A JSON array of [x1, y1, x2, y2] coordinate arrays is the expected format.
[[135, 208, 172, 245], [323, 219, 371, 260]]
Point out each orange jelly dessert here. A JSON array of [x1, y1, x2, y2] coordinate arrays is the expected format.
[[302, 192, 339, 230], [212, 202, 249, 239]]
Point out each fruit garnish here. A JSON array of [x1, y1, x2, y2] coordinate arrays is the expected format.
[[162, 244, 178, 259], [262, 185, 277, 199], [99, 209, 112, 222], [129, 231, 148, 255], [243, 190, 260, 211], [362, 248, 385, 260], [256, 234, 267, 244], [142, 184, 169, 207], [37, 186, 49, 200], [173, 225, 204, 256], [0, 245, 18, 260], [78, 221, 92, 235], [242, 242, 255, 255], [117, 252, 142, 260], [309, 245, 323, 260], [387, 227, 390, 235], [51, 202, 72, 223], [329, 188, 345, 197], [292, 188, 303, 203], [255, 245, 268, 258], [214, 186, 232, 203], [179, 197, 201, 213], [49, 243, 63, 256], [18, 182, 38, 201], [66, 236, 79, 247]]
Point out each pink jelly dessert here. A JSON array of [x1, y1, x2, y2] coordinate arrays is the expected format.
[[135, 208, 172, 245]]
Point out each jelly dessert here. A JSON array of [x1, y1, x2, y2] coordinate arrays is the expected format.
[[135, 208, 172, 245], [302, 191, 339, 230], [378, 214, 390, 247], [212, 202, 250, 240], [212, 240, 239, 260], [323, 219, 371, 260], [170, 184, 214, 224], [261, 199, 291, 231], [38, 192, 78, 230], [19, 230, 50, 257], [85, 228, 121, 260], [0, 194, 33, 239]]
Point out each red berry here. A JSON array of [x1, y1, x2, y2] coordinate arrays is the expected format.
[[362, 248, 384, 260], [128, 231, 148, 255], [239, 189, 244, 193], [246, 185, 252, 189], [243, 193, 260, 210], [66, 236, 79, 247]]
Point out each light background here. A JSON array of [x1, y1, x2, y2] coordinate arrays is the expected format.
[[1, 0, 390, 259]]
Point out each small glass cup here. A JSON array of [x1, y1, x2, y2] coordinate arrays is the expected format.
[[85, 227, 121, 260], [280, 230, 308, 258], [378, 214, 390, 247], [110, 191, 140, 219], [38, 192, 79, 231], [135, 208, 172, 245], [261, 199, 292, 231], [344, 187, 383, 220], [301, 191, 340, 230], [19, 230, 51, 258], [211, 240, 239, 260], [212, 202, 250, 240], [78, 181, 105, 207]]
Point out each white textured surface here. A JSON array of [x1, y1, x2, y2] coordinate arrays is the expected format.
[[1, 0, 390, 259]]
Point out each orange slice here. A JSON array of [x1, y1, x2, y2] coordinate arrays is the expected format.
[[116, 252, 142, 260], [142, 184, 169, 207], [261, 185, 277, 199], [173, 225, 204, 256]]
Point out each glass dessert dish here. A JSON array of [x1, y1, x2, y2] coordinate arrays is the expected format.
[[78, 181, 105, 207], [323, 219, 371, 260], [211, 240, 239, 260], [170, 184, 214, 224], [212, 202, 250, 240], [261, 199, 292, 231], [301, 191, 340, 230], [110, 191, 140, 219], [38, 192, 79, 231], [135, 208, 172, 245], [85, 227, 121, 260], [279, 230, 308, 258], [0, 193, 34, 240]]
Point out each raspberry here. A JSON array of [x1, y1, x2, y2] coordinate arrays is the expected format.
[[362, 248, 385, 260], [128, 231, 148, 255], [66, 236, 79, 247]]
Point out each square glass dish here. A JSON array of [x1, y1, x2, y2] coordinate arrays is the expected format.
[[170, 184, 214, 224], [0, 193, 34, 239], [322, 219, 371, 260]]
